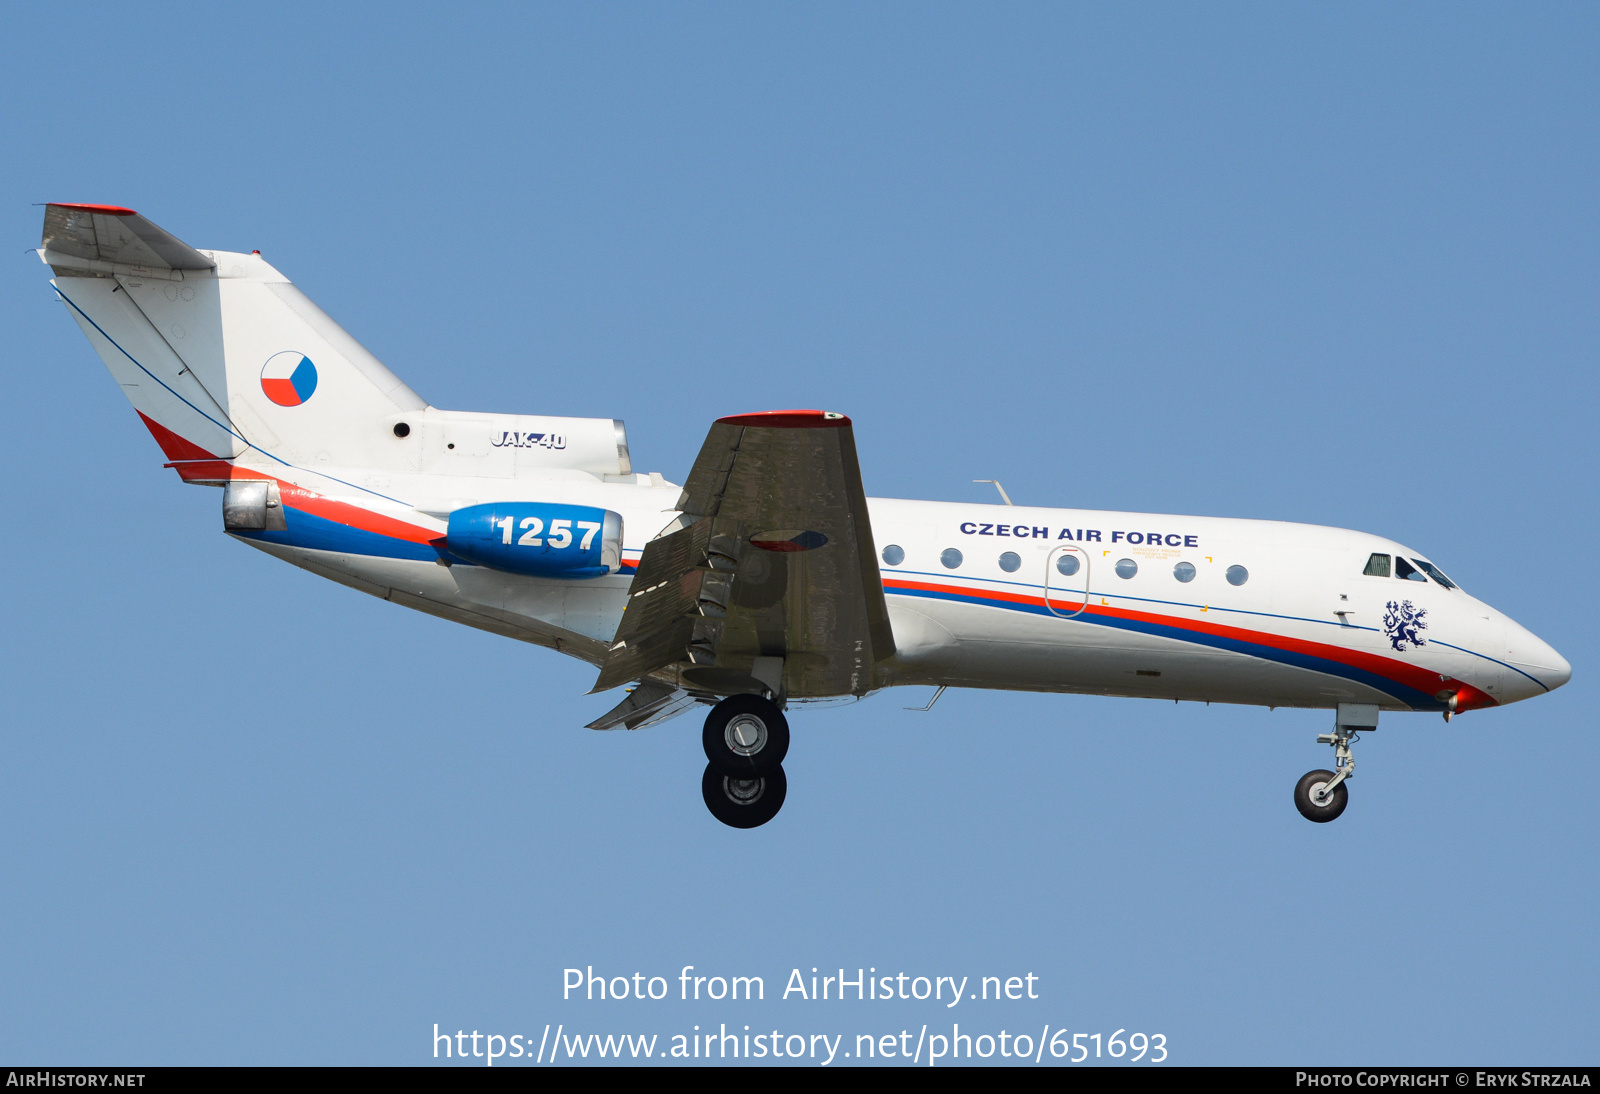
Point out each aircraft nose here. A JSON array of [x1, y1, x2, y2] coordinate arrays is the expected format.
[[1507, 621, 1571, 692], [1541, 645, 1573, 690]]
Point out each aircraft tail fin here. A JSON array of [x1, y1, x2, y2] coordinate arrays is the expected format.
[[42, 203, 427, 480]]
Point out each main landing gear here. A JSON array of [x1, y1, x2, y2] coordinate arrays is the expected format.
[[701, 694, 790, 829], [1294, 703, 1377, 823]]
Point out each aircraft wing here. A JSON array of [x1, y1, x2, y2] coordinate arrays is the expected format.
[[593, 410, 895, 698]]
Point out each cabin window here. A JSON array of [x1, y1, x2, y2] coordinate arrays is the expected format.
[[1412, 559, 1458, 590], [1395, 556, 1426, 582], [940, 548, 963, 569], [1056, 554, 1080, 576], [1115, 558, 1138, 579], [1173, 561, 1196, 583], [881, 544, 904, 566], [1363, 553, 1391, 577], [998, 551, 1021, 573], [1226, 565, 1249, 586]]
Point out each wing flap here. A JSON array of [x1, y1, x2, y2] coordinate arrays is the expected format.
[[627, 516, 714, 591], [586, 680, 697, 731], [592, 616, 696, 694], [593, 410, 894, 698]]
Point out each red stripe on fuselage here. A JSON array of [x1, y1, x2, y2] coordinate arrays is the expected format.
[[883, 577, 1496, 710], [273, 483, 437, 544], [135, 413, 439, 545]]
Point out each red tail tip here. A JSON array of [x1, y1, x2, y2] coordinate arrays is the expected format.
[[51, 203, 137, 216], [715, 410, 850, 428]]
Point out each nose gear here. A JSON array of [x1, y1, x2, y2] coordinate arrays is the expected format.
[[1294, 703, 1377, 823]]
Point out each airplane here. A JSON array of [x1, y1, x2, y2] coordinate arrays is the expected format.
[[35, 203, 1572, 828]]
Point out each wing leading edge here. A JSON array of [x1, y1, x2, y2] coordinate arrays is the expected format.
[[593, 410, 894, 698]]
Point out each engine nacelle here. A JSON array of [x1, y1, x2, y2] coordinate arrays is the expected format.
[[445, 502, 622, 579]]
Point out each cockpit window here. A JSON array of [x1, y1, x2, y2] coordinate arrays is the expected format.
[[1412, 559, 1458, 590], [1363, 553, 1391, 577], [1394, 556, 1427, 582]]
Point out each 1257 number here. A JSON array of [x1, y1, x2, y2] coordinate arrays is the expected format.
[[494, 516, 602, 550]]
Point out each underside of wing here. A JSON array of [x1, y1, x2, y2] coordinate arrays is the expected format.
[[593, 410, 894, 699]]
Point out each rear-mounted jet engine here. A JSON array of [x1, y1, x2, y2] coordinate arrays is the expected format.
[[443, 502, 622, 579]]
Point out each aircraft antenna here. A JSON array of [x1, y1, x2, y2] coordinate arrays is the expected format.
[[974, 479, 1014, 506]]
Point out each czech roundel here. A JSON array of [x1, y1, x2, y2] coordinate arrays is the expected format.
[[260, 351, 318, 407], [750, 529, 829, 552]]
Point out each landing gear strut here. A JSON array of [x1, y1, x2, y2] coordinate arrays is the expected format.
[[701, 694, 790, 828], [1294, 703, 1377, 823]]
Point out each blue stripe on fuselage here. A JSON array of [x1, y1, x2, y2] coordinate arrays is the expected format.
[[232, 504, 439, 561], [889, 583, 1442, 710]]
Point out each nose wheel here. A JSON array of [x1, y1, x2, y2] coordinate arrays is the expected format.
[[1295, 707, 1371, 823], [1294, 769, 1349, 822]]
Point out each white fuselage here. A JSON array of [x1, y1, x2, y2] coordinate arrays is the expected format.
[[42, 240, 1567, 718], [237, 464, 1568, 716]]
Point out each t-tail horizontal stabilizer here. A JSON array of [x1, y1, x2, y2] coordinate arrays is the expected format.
[[41, 203, 216, 278]]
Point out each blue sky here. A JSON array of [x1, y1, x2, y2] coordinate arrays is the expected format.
[[1, 3, 1595, 1065]]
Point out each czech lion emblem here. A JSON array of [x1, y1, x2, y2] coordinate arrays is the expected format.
[[1382, 599, 1428, 651]]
